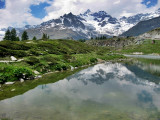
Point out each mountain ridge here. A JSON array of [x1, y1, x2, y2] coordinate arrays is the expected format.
[[0, 8, 160, 40]]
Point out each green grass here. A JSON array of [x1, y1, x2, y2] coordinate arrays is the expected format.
[[0, 39, 125, 83], [120, 40, 160, 54]]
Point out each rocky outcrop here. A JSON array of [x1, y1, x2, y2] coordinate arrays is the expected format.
[[86, 37, 137, 48]]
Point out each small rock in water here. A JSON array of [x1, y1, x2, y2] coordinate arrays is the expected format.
[[11, 89, 15, 92], [5, 82, 15, 85], [11, 56, 17, 61]]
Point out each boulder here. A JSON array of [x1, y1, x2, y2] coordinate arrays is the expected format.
[[20, 78, 24, 83], [34, 71, 40, 75], [11, 89, 16, 92], [11, 56, 17, 61], [5, 82, 15, 85]]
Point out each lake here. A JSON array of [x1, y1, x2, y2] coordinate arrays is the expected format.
[[0, 60, 160, 120]]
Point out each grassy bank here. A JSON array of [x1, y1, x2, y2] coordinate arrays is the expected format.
[[0, 66, 89, 101], [120, 39, 160, 54], [0, 39, 125, 84]]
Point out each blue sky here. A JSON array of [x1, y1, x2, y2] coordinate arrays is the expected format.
[[141, 0, 158, 8], [29, 0, 158, 19], [30, 2, 50, 19], [0, 0, 5, 9]]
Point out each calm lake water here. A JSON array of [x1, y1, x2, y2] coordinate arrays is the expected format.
[[0, 61, 160, 120]]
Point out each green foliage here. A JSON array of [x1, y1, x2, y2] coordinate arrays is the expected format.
[[3, 28, 19, 41], [90, 58, 98, 63], [32, 36, 37, 40], [16, 37, 20, 41], [120, 39, 160, 54], [0, 65, 34, 83], [78, 39, 86, 42], [42, 33, 49, 40], [21, 31, 29, 41], [25, 56, 40, 65], [11, 28, 17, 41], [3, 29, 11, 41]]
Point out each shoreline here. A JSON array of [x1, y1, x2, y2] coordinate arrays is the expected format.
[[0, 58, 128, 101]]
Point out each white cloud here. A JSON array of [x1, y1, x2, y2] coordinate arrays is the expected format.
[[0, 0, 160, 29], [0, 0, 50, 29], [43, 0, 160, 21], [113, 0, 121, 5]]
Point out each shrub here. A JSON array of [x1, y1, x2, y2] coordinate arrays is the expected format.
[[62, 65, 67, 70], [0, 65, 34, 83], [55, 64, 62, 71], [25, 56, 40, 65], [90, 58, 98, 63]]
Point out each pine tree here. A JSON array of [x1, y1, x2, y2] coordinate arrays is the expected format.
[[32, 36, 37, 40], [11, 28, 17, 41], [16, 37, 20, 41], [47, 35, 50, 40], [3, 29, 11, 40], [42, 33, 49, 40], [21, 31, 29, 41], [42, 33, 46, 40]]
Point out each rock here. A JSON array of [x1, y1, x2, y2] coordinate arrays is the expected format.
[[11, 56, 17, 61], [20, 78, 24, 83], [70, 66, 74, 71], [5, 82, 15, 85], [34, 71, 40, 75], [35, 75, 42, 79], [75, 67, 78, 69], [11, 89, 15, 92], [133, 52, 143, 55]]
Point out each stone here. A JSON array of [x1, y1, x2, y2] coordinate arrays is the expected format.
[[70, 66, 74, 71], [20, 78, 24, 83], [5, 82, 15, 85], [34, 71, 40, 75], [35, 75, 42, 79], [11, 56, 17, 61], [11, 89, 15, 92]]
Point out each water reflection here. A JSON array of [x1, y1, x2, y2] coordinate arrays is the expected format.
[[0, 63, 160, 120]]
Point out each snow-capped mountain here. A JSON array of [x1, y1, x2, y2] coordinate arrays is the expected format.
[[1, 8, 160, 40]]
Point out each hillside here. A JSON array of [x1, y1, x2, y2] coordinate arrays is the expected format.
[[0, 39, 124, 84], [86, 37, 137, 48], [121, 16, 160, 36], [139, 28, 160, 39]]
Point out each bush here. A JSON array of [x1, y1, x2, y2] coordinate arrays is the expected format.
[[0, 65, 34, 83], [62, 65, 67, 70], [55, 64, 62, 71], [42, 55, 58, 63], [90, 58, 98, 63], [63, 54, 73, 62], [25, 56, 40, 65]]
